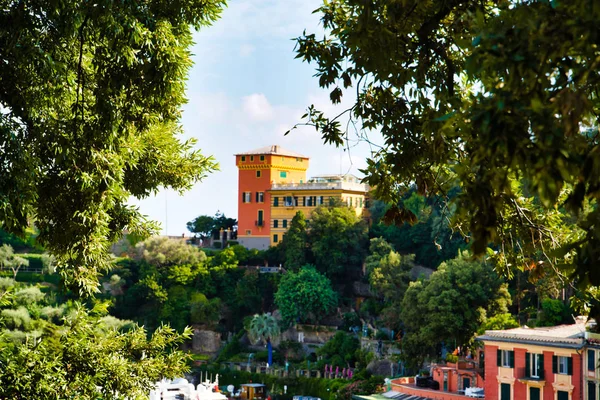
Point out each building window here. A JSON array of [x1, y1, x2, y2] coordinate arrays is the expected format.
[[280, 171, 287, 178], [589, 349, 596, 372], [553, 355, 572, 375], [250, 155, 254, 161], [242, 192, 251, 203], [557, 391, 569, 400], [257, 210, 264, 227], [497, 350, 514, 368], [360, 197, 363, 208], [317, 196, 324, 205], [256, 170, 261, 178], [241, 156, 246, 162], [260, 155, 265, 161], [273, 220, 278, 228], [273, 234, 278, 243], [283, 219, 287, 228], [284, 196, 294, 207], [273, 197, 279, 207], [527, 353, 543, 378], [256, 192, 264, 203], [588, 382, 596, 400], [294, 197, 299, 206], [245, 230, 251, 235]]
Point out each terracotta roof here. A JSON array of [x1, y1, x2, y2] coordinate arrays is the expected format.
[[478, 324, 587, 347], [235, 145, 308, 158]]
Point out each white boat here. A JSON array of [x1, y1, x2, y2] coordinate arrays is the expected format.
[[150, 373, 230, 400], [293, 396, 322, 400]]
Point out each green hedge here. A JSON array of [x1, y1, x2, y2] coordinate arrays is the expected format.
[[21, 254, 44, 271], [0, 271, 60, 285], [193, 367, 350, 400]]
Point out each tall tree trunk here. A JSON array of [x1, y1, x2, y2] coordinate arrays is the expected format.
[[267, 338, 273, 367]]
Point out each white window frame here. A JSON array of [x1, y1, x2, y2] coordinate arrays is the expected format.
[[501, 350, 511, 368], [530, 353, 541, 378], [558, 356, 568, 375], [257, 192, 264, 203], [243, 192, 251, 203]]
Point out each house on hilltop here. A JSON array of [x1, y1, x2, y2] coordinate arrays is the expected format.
[[235, 145, 370, 250]]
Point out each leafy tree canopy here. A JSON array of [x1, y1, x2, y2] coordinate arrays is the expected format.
[[282, 211, 308, 271], [295, 0, 600, 316], [187, 211, 237, 239], [275, 265, 337, 327], [0, 0, 225, 295], [400, 252, 509, 368], [135, 236, 206, 268], [309, 205, 368, 280]]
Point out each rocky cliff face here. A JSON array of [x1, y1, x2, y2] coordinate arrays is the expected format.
[[192, 329, 222, 354]]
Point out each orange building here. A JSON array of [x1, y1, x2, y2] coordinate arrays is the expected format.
[[235, 145, 370, 250], [235, 145, 309, 250]]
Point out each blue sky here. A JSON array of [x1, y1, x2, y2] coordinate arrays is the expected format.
[[131, 0, 380, 235]]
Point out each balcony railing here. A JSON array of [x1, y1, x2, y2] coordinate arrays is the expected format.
[[271, 181, 368, 192]]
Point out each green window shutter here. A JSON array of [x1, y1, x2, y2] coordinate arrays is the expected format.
[[283, 219, 287, 228], [510, 351, 515, 368], [567, 357, 573, 375], [589, 350, 596, 371], [525, 353, 530, 377], [273, 220, 278, 228], [497, 350, 502, 367], [256, 192, 259, 202], [539, 354, 544, 379], [552, 356, 558, 374], [274, 197, 279, 207]]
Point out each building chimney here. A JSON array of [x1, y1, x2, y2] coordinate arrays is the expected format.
[[272, 145, 279, 153]]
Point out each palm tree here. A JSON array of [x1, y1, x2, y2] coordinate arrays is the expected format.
[[247, 313, 280, 367]]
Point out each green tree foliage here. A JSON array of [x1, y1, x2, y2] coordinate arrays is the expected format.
[[400, 252, 509, 368], [0, 307, 191, 399], [136, 236, 207, 268], [282, 211, 308, 271], [537, 298, 571, 327], [368, 248, 414, 330], [308, 206, 368, 281], [316, 331, 359, 368], [369, 193, 466, 270], [294, 0, 600, 316], [364, 237, 394, 277], [0, 0, 225, 295], [190, 292, 221, 326], [275, 265, 337, 327], [478, 313, 519, 334], [247, 313, 281, 366], [187, 211, 237, 239]]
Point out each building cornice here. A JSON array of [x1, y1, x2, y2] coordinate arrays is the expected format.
[[237, 164, 308, 172]]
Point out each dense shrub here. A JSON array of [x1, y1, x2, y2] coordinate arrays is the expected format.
[[213, 242, 222, 249], [1, 307, 32, 330], [40, 305, 65, 322], [14, 286, 45, 305], [0, 277, 15, 292], [98, 315, 136, 332]]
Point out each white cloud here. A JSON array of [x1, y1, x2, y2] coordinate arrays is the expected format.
[[239, 44, 255, 57], [242, 93, 275, 121]]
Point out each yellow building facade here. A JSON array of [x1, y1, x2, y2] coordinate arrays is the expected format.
[[235, 146, 369, 249]]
